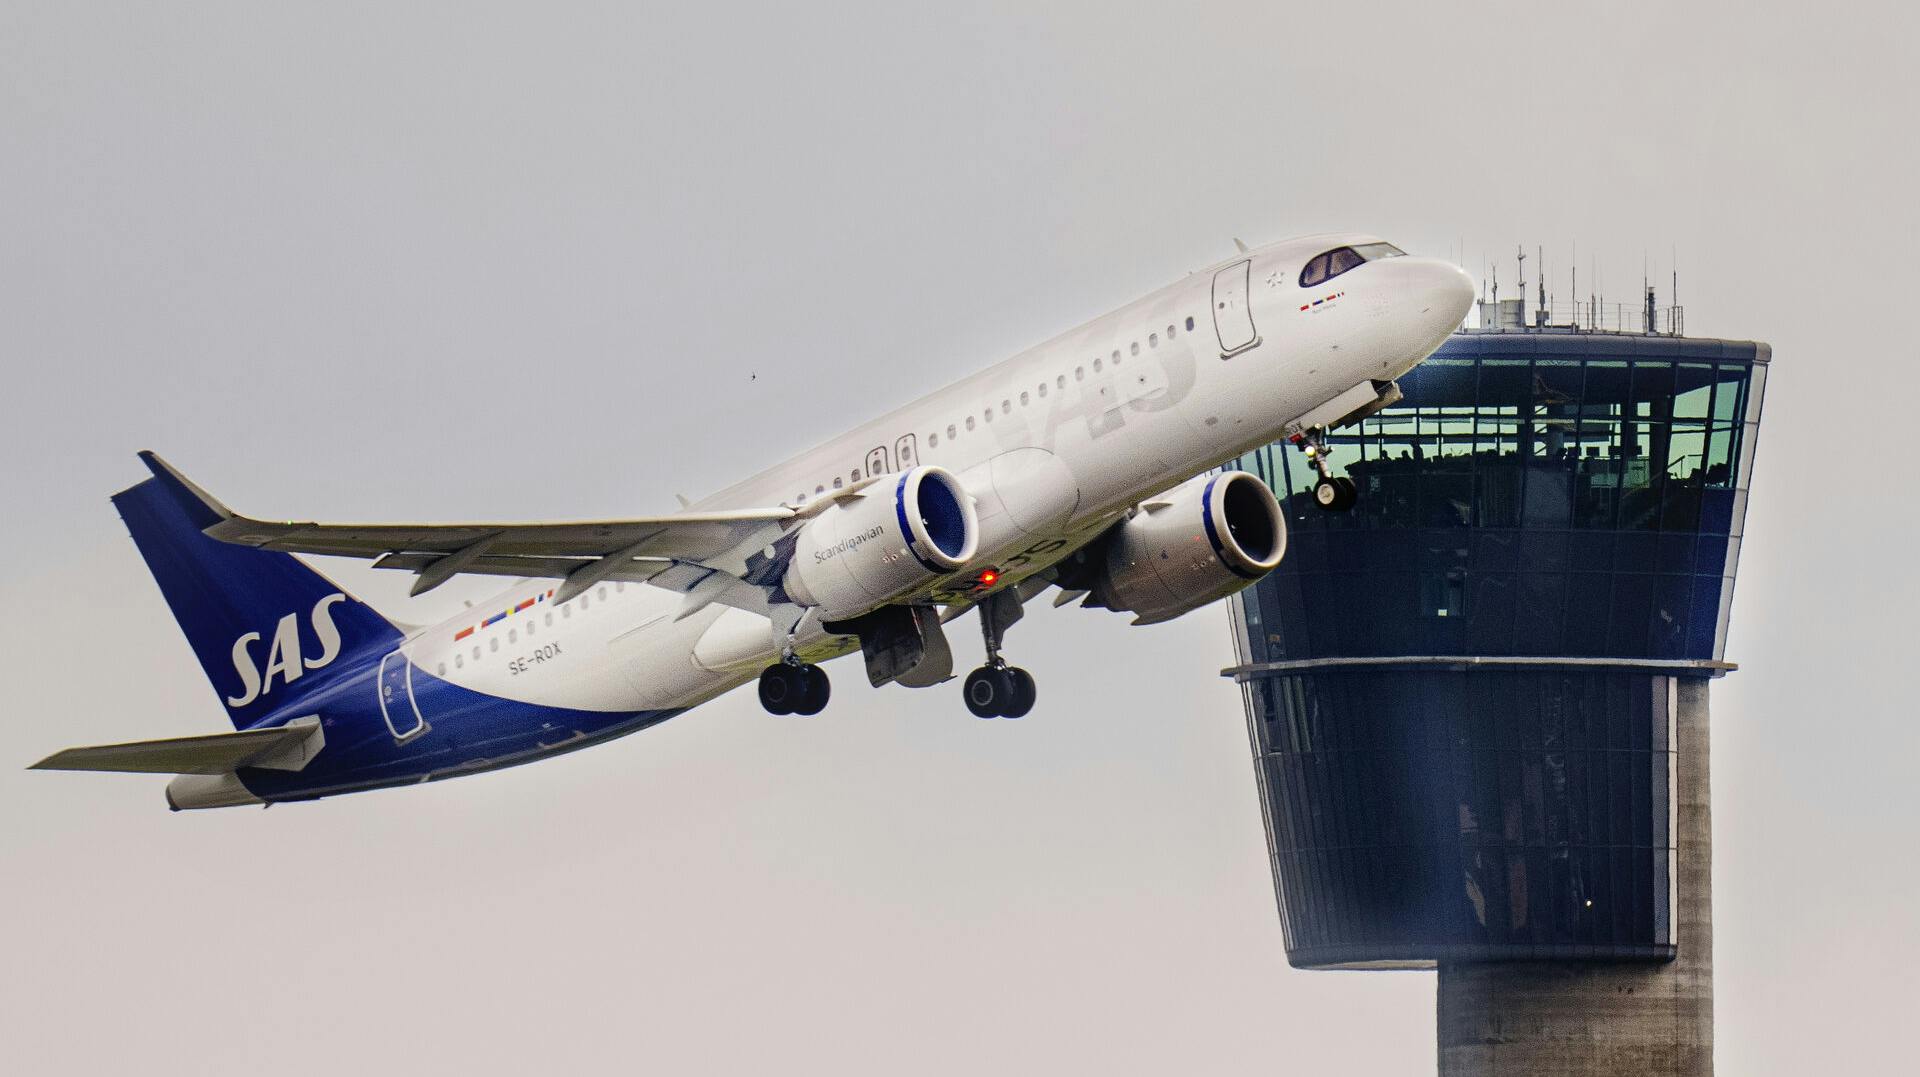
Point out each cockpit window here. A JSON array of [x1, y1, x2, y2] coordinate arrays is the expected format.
[[1353, 242, 1405, 261], [1299, 242, 1407, 287]]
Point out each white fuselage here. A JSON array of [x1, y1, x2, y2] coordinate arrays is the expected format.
[[400, 234, 1472, 716]]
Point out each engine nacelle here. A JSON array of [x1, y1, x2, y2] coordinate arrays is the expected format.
[[782, 466, 979, 620], [1084, 470, 1286, 625]]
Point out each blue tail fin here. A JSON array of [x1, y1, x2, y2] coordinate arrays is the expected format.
[[112, 454, 401, 729]]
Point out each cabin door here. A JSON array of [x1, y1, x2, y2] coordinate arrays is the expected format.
[[1212, 260, 1260, 357]]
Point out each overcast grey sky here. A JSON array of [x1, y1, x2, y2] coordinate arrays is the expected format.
[[3, 3, 1915, 1074]]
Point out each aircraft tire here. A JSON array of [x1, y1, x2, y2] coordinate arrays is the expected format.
[[1334, 476, 1358, 510], [964, 666, 1014, 718], [793, 664, 830, 716], [1314, 476, 1359, 513], [759, 664, 799, 715], [1002, 668, 1036, 719]]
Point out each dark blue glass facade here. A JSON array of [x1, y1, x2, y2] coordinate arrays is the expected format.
[[1227, 332, 1768, 969], [1243, 668, 1678, 968], [1235, 335, 1767, 665]]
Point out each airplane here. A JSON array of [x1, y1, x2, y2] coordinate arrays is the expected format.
[[32, 233, 1474, 809]]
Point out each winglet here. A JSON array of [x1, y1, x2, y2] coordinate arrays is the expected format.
[[136, 451, 235, 530]]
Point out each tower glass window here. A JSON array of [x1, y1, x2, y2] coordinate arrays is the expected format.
[[1230, 335, 1768, 666]]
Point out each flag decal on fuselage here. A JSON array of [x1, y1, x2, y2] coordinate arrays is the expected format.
[[454, 589, 555, 642]]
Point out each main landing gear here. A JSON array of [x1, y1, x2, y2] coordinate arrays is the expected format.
[[759, 660, 830, 716], [964, 590, 1036, 719], [1292, 428, 1357, 512]]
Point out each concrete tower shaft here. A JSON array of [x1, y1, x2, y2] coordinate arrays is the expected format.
[[1436, 678, 1712, 1075]]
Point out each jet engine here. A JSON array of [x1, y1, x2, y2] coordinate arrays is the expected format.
[[781, 466, 979, 620], [1072, 470, 1287, 625]]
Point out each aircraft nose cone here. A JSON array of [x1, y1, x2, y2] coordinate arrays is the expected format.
[[1401, 257, 1474, 335], [1400, 257, 1475, 352], [1431, 260, 1476, 327], [1358, 256, 1476, 379]]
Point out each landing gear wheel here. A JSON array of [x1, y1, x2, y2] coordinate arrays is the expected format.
[[758, 665, 794, 714], [792, 664, 830, 716], [1312, 477, 1341, 510], [1002, 667, 1037, 719], [760, 662, 828, 716], [1334, 476, 1357, 509], [964, 666, 1015, 719], [1313, 476, 1358, 512]]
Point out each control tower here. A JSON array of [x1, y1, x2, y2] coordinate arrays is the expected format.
[[1224, 287, 1767, 1075]]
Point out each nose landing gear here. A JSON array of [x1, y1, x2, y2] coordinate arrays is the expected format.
[[1292, 428, 1357, 512], [963, 590, 1036, 719]]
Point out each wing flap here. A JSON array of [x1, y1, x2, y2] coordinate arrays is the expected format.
[[371, 552, 677, 584]]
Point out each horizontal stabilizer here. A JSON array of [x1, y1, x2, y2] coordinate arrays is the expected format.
[[30, 716, 324, 775]]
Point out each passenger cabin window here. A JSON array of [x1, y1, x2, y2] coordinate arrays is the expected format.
[[1185, 316, 1196, 331]]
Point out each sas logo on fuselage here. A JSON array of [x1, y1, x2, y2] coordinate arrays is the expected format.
[[226, 593, 350, 708]]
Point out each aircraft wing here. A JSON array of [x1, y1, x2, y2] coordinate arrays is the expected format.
[[138, 451, 806, 601]]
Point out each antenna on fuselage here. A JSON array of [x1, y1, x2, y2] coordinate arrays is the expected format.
[[1233, 237, 1249, 254]]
